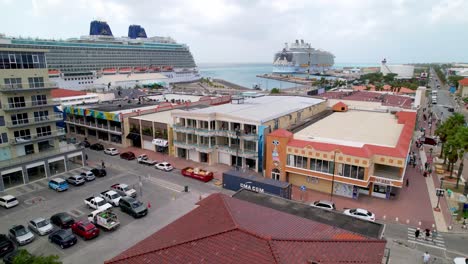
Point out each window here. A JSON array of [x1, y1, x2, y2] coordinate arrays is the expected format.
[[4, 78, 22, 89], [274, 119, 279, 130], [0, 116, 4, 126], [287, 154, 307, 169], [8, 54, 16, 63], [31, 95, 47, 106], [11, 113, 28, 125], [310, 158, 334, 174], [28, 77, 44, 88], [271, 169, 280, 180], [339, 164, 365, 180], [8, 97, 25, 109], [36, 126, 51, 137], [13, 129, 31, 141], [32, 55, 39, 64], [0, 133, 8, 144], [34, 111, 49, 121]]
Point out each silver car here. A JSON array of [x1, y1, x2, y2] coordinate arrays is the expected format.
[[310, 200, 336, 211], [8, 225, 35, 245], [28, 217, 54, 236], [80, 171, 96, 181]]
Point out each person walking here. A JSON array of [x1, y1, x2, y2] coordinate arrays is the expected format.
[[101, 160, 105, 169], [406, 178, 409, 187], [415, 228, 420, 239], [425, 228, 431, 241], [423, 252, 430, 264], [432, 229, 437, 243]]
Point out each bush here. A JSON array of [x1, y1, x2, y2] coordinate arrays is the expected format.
[[270, 88, 280, 94]]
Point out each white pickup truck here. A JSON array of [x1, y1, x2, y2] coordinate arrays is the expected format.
[[110, 183, 137, 198], [84, 196, 113, 211], [137, 154, 157, 166], [100, 190, 121, 207]]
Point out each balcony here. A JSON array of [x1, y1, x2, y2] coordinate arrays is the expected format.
[[173, 124, 195, 133], [3, 100, 59, 111], [194, 128, 216, 137], [241, 133, 258, 141], [217, 145, 258, 158], [0, 82, 57, 93], [10, 128, 66, 145], [5, 113, 63, 128], [196, 144, 214, 153], [65, 119, 122, 134], [173, 140, 196, 150]]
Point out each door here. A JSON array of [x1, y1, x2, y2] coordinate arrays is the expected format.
[[218, 152, 230, 165]]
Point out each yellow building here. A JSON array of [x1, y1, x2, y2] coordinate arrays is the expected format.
[[0, 48, 83, 191], [458, 78, 468, 97]]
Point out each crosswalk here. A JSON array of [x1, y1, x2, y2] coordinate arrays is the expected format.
[[407, 227, 446, 250]]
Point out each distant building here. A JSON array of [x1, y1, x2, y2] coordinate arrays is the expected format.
[[105, 193, 387, 264], [380, 59, 414, 79], [0, 47, 83, 192], [458, 78, 468, 97]]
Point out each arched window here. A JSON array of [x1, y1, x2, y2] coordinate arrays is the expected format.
[[271, 168, 280, 181]]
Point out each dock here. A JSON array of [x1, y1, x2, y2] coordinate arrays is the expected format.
[[256, 74, 316, 85]]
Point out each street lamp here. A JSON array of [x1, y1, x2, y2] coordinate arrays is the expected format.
[[435, 179, 444, 210]]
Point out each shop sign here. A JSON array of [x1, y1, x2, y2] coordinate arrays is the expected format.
[[374, 177, 393, 186]]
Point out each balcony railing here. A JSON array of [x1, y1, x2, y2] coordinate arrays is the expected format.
[[3, 100, 59, 111], [65, 119, 122, 134], [0, 82, 57, 92], [216, 145, 258, 158], [5, 113, 63, 128], [173, 124, 195, 133], [174, 125, 258, 140], [10, 128, 66, 145]]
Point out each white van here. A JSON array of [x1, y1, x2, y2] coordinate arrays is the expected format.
[[432, 97, 437, 104], [0, 195, 19, 209]]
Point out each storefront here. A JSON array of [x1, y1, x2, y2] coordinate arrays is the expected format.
[[370, 177, 396, 199], [1, 168, 24, 190], [152, 138, 168, 153], [26, 161, 46, 182]]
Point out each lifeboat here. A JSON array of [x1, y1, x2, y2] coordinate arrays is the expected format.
[[162, 66, 173, 72], [102, 68, 117, 74], [119, 67, 132, 74], [134, 67, 147, 73], [48, 69, 61, 77]]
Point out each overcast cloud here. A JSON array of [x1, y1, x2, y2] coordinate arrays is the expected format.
[[1, 0, 467, 64]]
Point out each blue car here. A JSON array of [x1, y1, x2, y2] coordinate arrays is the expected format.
[[49, 178, 69, 192]]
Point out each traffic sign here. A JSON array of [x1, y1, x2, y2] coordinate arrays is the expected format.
[[300, 185, 306, 192]]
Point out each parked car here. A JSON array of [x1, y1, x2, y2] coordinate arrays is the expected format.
[[91, 168, 107, 177], [88, 209, 120, 231], [137, 154, 157, 165], [119, 197, 148, 218], [104, 148, 119, 156], [67, 175, 85, 186], [155, 162, 173, 172], [0, 235, 15, 258], [48, 178, 69, 192], [71, 220, 99, 240], [80, 171, 96, 181], [79, 141, 90, 148], [310, 200, 336, 211], [8, 225, 35, 246], [50, 212, 75, 229], [0, 195, 19, 209], [3, 250, 32, 264], [343, 208, 376, 222], [111, 184, 137, 198], [453, 257, 467, 264], [181, 167, 213, 182], [120, 151, 136, 160], [90, 143, 104, 151], [28, 218, 54, 236], [84, 196, 112, 211], [48, 229, 77, 249], [100, 190, 121, 207]]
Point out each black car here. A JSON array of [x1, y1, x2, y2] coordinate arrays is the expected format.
[[48, 230, 77, 249], [90, 143, 104, 151], [119, 197, 148, 218], [50, 213, 75, 229], [90, 168, 107, 177], [0, 235, 15, 258], [79, 141, 90, 148], [3, 250, 32, 264]]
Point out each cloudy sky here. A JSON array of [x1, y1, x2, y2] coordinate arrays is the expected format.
[[1, 0, 467, 64]]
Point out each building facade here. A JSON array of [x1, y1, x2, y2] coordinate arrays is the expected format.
[[0, 48, 83, 192], [171, 96, 327, 172], [265, 106, 416, 199]]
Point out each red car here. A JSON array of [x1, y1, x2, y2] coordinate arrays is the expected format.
[[71, 220, 99, 240], [181, 167, 214, 182], [120, 151, 136, 160]]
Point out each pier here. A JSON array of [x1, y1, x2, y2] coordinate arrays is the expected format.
[[256, 74, 316, 85]]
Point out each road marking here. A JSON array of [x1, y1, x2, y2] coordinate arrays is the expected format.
[[407, 227, 446, 250]]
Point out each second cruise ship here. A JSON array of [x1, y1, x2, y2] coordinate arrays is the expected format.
[[0, 21, 200, 89]]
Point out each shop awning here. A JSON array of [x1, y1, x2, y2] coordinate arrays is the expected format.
[[126, 133, 141, 140], [152, 138, 168, 147]]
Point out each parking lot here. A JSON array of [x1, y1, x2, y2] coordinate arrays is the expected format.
[[0, 148, 231, 263]]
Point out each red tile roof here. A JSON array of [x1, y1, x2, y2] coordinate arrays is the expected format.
[[288, 111, 416, 158], [51, 88, 87, 98], [105, 193, 386, 264], [332, 101, 347, 109], [321, 91, 413, 109], [269, 129, 293, 138], [459, 78, 468, 86]]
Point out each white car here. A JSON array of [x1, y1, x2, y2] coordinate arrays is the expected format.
[[104, 148, 119, 155], [155, 162, 174, 171], [28, 217, 54, 236], [310, 200, 336, 211], [343, 208, 376, 222], [80, 171, 96, 181], [453, 257, 467, 264], [0, 195, 19, 209]]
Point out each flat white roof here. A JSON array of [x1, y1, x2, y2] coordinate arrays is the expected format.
[[294, 111, 404, 147], [131, 109, 177, 124], [147, 94, 202, 102], [175, 96, 324, 123]]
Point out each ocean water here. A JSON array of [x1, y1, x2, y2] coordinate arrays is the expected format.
[[198, 62, 379, 90]]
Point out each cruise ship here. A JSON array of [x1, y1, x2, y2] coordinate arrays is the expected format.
[[0, 21, 200, 89], [273, 40, 335, 74]]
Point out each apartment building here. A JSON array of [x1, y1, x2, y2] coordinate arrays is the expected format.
[[171, 96, 326, 172], [0, 48, 84, 192]]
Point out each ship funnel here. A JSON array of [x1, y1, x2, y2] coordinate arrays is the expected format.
[[128, 25, 147, 39], [296, 39, 299, 44], [89, 20, 113, 36], [301, 39, 304, 44]]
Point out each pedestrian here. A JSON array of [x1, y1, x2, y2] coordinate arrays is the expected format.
[[85, 154, 88, 161], [406, 178, 409, 187], [425, 228, 431, 241], [423, 252, 430, 264], [101, 160, 105, 169], [432, 229, 437, 242], [425, 162, 429, 170], [415, 228, 420, 239], [423, 171, 428, 177]]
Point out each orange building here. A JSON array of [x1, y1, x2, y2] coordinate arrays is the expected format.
[[265, 104, 416, 199]]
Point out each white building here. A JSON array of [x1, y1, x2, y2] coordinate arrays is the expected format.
[[380, 62, 414, 79]]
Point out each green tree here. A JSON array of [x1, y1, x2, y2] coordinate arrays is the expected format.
[[444, 138, 459, 178], [454, 126, 468, 188], [270, 88, 280, 94], [375, 83, 384, 91], [383, 73, 397, 83], [435, 113, 466, 160], [12, 249, 61, 264], [448, 75, 464, 88]]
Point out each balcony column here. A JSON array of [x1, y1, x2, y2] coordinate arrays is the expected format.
[[22, 164, 30, 184]]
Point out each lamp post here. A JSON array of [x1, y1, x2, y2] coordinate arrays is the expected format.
[[330, 151, 337, 201], [435, 179, 444, 210]]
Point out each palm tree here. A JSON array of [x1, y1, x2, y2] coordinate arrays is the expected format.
[[375, 83, 384, 91], [444, 138, 459, 178], [435, 113, 466, 159], [454, 126, 468, 188]]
